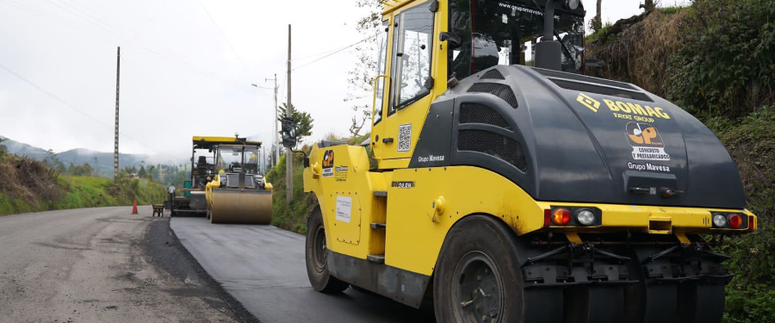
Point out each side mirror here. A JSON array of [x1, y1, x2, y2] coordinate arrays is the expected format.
[[439, 32, 462, 49], [281, 117, 297, 148]]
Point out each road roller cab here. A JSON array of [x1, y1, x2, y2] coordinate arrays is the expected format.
[[297, 1, 758, 322]]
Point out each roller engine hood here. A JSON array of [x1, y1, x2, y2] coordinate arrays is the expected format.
[[410, 65, 746, 209]]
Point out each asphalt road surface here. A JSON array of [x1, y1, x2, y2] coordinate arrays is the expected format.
[[171, 217, 436, 323], [0, 207, 254, 323]]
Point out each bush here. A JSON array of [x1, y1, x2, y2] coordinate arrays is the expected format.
[[0, 153, 167, 216], [586, 10, 686, 96], [267, 153, 313, 234], [666, 0, 775, 116], [707, 107, 775, 323], [587, 2, 775, 320]]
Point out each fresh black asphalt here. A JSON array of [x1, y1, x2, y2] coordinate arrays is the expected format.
[[170, 217, 436, 323]]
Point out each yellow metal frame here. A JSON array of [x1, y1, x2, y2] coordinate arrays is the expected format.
[[192, 136, 262, 147]]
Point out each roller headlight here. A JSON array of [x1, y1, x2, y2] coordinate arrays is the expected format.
[[712, 214, 728, 227], [576, 209, 596, 225]]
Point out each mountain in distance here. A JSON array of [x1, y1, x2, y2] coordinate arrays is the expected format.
[[0, 135, 186, 177], [0, 136, 49, 160]]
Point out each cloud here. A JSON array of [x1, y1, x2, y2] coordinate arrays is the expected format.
[[0, 0, 688, 162], [0, 0, 367, 160]]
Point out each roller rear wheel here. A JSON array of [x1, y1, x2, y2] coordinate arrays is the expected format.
[[434, 216, 563, 323], [305, 207, 348, 293]]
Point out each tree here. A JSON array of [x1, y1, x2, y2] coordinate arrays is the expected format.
[[71, 163, 93, 176], [138, 165, 147, 178], [640, 0, 657, 12], [278, 103, 314, 144], [590, 0, 603, 32], [0, 137, 6, 157], [344, 0, 383, 142], [43, 149, 66, 172], [121, 166, 138, 176]]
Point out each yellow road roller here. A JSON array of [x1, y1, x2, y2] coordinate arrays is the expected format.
[[167, 136, 272, 224], [292, 1, 759, 322]]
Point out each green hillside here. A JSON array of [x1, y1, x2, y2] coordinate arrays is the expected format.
[[0, 148, 167, 216]]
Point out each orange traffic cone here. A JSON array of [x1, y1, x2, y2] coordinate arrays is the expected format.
[[132, 200, 138, 214]]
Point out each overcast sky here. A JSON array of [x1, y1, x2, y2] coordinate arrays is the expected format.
[[0, 0, 690, 163]]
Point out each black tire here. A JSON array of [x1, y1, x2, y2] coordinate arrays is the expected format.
[[305, 207, 349, 293], [433, 215, 563, 323]]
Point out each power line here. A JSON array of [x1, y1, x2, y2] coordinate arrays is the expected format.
[[198, 0, 253, 77], [0, 62, 186, 162], [34, 0, 261, 96], [0, 0, 46, 17], [293, 35, 373, 61], [122, 0, 171, 56], [56, 0, 135, 37], [3, 0, 272, 121], [293, 35, 375, 71], [5, 0, 260, 94], [45, 0, 134, 39]]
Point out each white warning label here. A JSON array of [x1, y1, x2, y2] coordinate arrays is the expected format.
[[335, 196, 352, 223], [631, 147, 670, 161]]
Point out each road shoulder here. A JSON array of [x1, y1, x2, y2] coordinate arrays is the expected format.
[[144, 217, 260, 323]]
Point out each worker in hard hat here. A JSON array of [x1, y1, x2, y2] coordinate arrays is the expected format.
[[247, 152, 259, 174], [248, 152, 258, 165]]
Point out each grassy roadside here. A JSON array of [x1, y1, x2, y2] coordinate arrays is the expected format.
[[0, 153, 167, 216], [266, 153, 313, 234], [267, 135, 370, 234], [586, 1, 775, 319], [700, 108, 775, 322], [54, 176, 167, 210]]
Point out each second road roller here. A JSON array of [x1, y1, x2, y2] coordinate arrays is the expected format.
[[167, 136, 273, 224], [289, 0, 759, 322]]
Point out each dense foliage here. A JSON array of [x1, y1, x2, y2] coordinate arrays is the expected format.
[[706, 106, 775, 323], [266, 153, 312, 234], [0, 153, 167, 216], [665, 0, 775, 116], [587, 1, 775, 321]]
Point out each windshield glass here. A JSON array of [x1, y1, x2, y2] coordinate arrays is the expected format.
[[449, 0, 584, 79], [216, 145, 259, 174]]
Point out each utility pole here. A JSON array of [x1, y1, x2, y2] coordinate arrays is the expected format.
[[265, 74, 280, 166], [114, 46, 120, 180], [285, 24, 293, 204]]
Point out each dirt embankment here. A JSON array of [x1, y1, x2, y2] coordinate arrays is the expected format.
[[586, 10, 686, 98], [0, 153, 168, 216], [0, 155, 64, 213], [585, 2, 775, 321]]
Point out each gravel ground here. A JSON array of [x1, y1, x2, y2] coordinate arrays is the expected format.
[[0, 206, 258, 323]]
